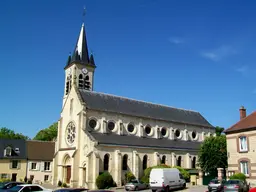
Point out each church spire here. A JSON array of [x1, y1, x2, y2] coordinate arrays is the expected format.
[[70, 23, 90, 65]]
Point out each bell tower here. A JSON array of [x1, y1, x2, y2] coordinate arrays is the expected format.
[[63, 23, 96, 101]]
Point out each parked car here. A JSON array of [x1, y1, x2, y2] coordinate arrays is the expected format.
[[7, 184, 52, 192], [223, 179, 249, 192], [0, 182, 24, 191], [150, 168, 186, 192], [125, 179, 148, 191], [208, 179, 225, 192]]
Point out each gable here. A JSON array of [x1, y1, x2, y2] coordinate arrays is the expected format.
[[78, 90, 213, 128]]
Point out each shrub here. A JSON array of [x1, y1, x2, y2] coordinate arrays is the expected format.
[[0, 179, 10, 183], [62, 183, 68, 188], [96, 172, 115, 189], [140, 164, 190, 184], [125, 171, 136, 183], [229, 173, 246, 181], [58, 180, 62, 187]]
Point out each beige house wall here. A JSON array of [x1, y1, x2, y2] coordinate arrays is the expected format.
[[0, 159, 27, 181], [27, 160, 53, 184], [226, 130, 256, 181]]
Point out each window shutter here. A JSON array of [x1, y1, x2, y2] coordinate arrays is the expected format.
[[41, 162, 45, 171], [49, 162, 52, 171], [9, 161, 12, 169], [18, 161, 21, 169], [36, 162, 39, 170], [29, 162, 32, 170]]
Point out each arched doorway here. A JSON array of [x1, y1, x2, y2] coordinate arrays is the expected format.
[[104, 154, 110, 171], [63, 154, 71, 184]]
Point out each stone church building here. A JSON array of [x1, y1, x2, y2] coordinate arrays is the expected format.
[[52, 22, 215, 189]]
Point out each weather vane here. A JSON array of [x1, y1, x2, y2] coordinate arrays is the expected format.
[[82, 6, 86, 23]]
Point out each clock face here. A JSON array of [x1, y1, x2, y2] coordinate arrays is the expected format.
[[65, 122, 76, 145], [82, 68, 88, 74]]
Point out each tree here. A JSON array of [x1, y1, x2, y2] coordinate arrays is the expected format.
[[33, 122, 58, 141], [198, 134, 227, 175], [215, 126, 225, 136], [0, 127, 30, 140]]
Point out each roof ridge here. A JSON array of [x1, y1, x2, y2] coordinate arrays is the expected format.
[[225, 110, 256, 132], [81, 90, 199, 113]]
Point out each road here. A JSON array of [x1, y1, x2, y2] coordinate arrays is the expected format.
[[114, 185, 208, 192]]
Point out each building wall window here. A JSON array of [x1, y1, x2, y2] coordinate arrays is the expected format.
[[240, 161, 249, 176], [70, 99, 73, 116], [176, 156, 182, 167], [44, 162, 50, 171], [44, 175, 49, 181], [10, 160, 19, 169], [31, 162, 37, 170], [161, 155, 166, 164], [239, 136, 248, 152], [143, 155, 148, 170], [0, 174, 8, 179], [104, 154, 110, 171], [192, 157, 196, 168], [122, 154, 128, 170]]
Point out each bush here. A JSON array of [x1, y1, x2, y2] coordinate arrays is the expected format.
[[57, 180, 62, 187], [96, 172, 115, 189], [125, 172, 136, 183], [62, 183, 68, 188], [140, 164, 190, 184], [229, 173, 246, 181], [0, 179, 10, 183]]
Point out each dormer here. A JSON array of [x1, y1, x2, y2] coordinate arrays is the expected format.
[[15, 148, 20, 154], [4, 146, 12, 157]]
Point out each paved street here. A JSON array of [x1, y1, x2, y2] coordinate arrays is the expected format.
[[114, 185, 208, 192]]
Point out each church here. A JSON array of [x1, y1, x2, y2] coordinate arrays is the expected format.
[[52, 21, 215, 189]]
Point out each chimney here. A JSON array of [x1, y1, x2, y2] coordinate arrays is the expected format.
[[239, 106, 246, 120]]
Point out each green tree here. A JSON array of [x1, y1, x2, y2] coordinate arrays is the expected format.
[[198, 134, 227, 175], [0, 127, 30, 140], [33, 122, 58, 141], [215, 126, 225, 136]]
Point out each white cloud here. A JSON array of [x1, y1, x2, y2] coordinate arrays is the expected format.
[[168, 37, 184, 44], [201, 45, 237, 61], [235, 65, 248, 74]]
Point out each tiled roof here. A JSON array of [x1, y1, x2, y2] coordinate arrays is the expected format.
[[0, 139, 27, 159], [225, 111, 256, 134], [79, 90, 214, 128], [90, 132, 201, 151], [26, 140, 55, 161]]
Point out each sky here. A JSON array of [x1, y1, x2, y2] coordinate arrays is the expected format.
[[1, 0, 256, 138]]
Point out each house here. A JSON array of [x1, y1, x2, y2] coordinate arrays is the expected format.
[[0, 139, 27, 181], [26, 140, 55, 184], [52, 20, 215, 189], [225, 106, 256, 182]]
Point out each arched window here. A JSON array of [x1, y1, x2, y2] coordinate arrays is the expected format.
[[65, 76, 72, 95], [161, 155, 166, 164], [176, 156, 182, 167], [143, 155, 148, 170], [122, 154, 128, 170], [84, 75, 90, 90], [103, 154, 109, 171], [192, 157, 196, 168], [78, 74, 84, 88]]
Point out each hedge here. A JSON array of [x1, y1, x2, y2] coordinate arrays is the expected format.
[[229, 173, 246, 181]]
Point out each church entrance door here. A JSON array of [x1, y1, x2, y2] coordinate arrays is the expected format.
[[66, 166, 71, 183]]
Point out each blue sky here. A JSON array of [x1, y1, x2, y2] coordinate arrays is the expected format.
[[1, 0, 256, 138]]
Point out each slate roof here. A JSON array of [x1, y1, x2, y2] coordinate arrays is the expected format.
[[225, 111, 256, 134], [79, 90, 213, 128], [0, 139, 27, 159], [26, 140, 55, 161], [90, 132, 201, 151]]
